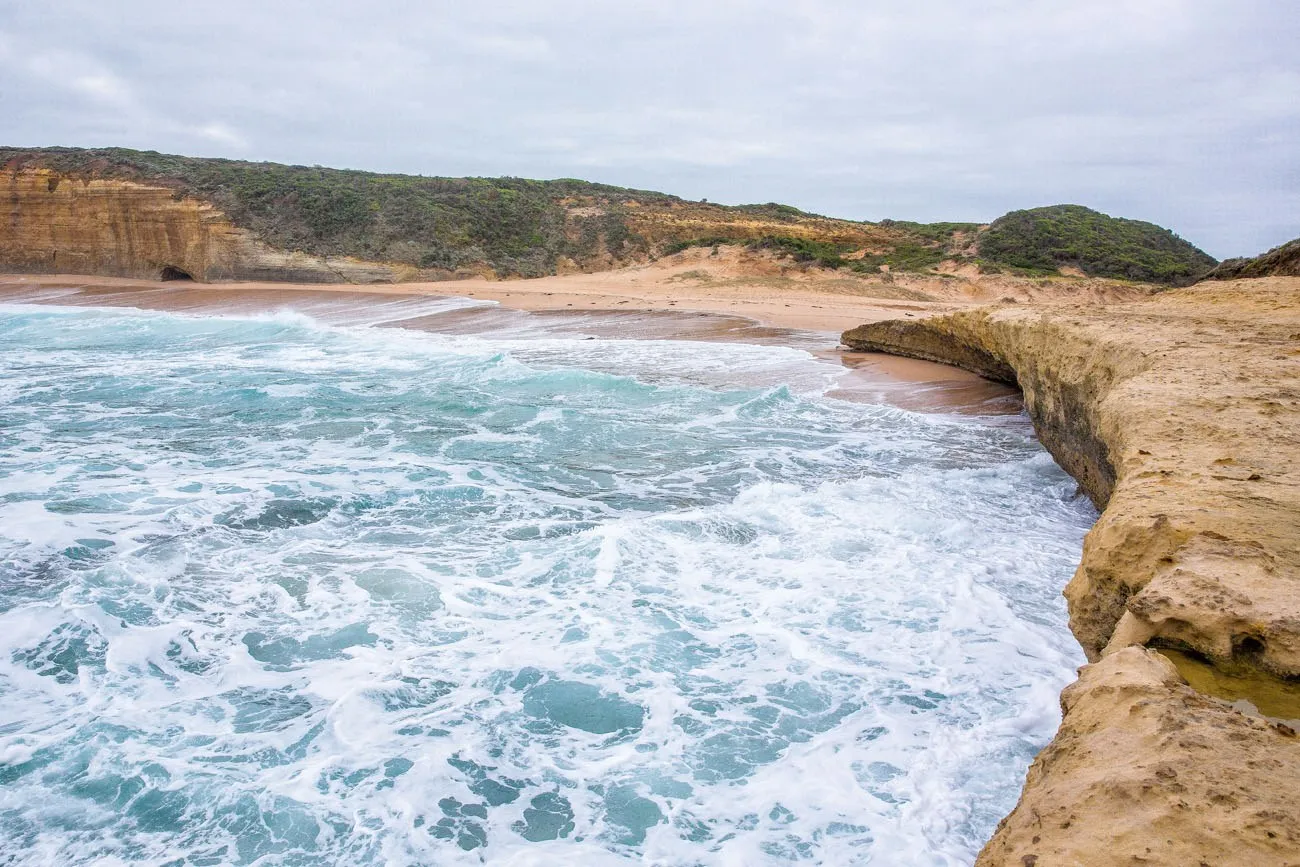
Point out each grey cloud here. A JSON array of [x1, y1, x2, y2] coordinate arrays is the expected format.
[[1, 0, 1296, 257]]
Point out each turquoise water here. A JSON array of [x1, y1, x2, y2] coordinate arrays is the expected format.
[[0, 304, 1092, 866]]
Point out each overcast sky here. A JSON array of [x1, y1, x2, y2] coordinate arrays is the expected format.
[[2, 1, 1297, 258]]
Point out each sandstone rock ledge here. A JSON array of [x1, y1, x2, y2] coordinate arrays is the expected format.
[[843, 278, 1300, 865]]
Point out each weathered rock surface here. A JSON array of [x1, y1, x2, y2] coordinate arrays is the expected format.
[[2, 168, 405, 283], [979, 648, 1300, 865], [843, 278, 1300, 865]]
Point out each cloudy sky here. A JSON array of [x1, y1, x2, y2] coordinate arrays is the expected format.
[[2, 1, 1296, 258]]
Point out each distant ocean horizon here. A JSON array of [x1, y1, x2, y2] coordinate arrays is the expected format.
[[0, 301, 1093, 865]]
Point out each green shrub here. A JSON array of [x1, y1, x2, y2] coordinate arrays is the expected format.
[[851, 242, 948, 274], [0, 147, 672, 277], [878, 219, 980, 244], [0, 148, 1218, 285], [745, 236, 848, 269]]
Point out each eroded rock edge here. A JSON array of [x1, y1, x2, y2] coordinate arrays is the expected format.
[[842, 292, 1300, 864]]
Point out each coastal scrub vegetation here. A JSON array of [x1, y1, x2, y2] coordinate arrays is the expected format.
[[976, 205, 1217, 284], [1, 147, 1216, 284], [878, 219, 982, 244], [0, 147, 671, 277], [744, 236, 849, 269], [663, 232, 957, 275], [850, 242, 949, 274], [1205, 236, 1300, 280]]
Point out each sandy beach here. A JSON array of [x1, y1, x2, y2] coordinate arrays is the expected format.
[[0, 269, 1023, 414], [0, 252, 957, 332]]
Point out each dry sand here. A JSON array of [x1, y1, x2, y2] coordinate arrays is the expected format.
[[0, 264, 944, 335], [0, 244, 1151, 334]]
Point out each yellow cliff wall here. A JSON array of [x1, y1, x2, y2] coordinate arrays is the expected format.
[[844, 280, 1300, 865], [1, 168, 403, 283]]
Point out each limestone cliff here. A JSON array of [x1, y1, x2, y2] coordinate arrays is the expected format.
[[843, 278, 1300, 865], [978, 647, 1299, 865], [2, 167, 404, 283]]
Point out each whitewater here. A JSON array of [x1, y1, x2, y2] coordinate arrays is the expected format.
[[0, 302, 1093, 866]]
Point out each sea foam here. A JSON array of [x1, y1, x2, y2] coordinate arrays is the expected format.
[[0, 305, 1093, 865]]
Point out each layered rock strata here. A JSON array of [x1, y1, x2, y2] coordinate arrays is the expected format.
[[2, 168, 404, 283], [843, 278, 1300, 865]]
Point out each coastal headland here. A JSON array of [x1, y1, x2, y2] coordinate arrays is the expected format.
[[6, 146, 1298, 863], [844, 277, 1300, 864], [12, 267, 1297, 862]]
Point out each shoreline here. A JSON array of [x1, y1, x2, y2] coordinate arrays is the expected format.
[[9, 268, 1238, 859], [0, 269, 954, 334], [0, 267, 1097, 863], [843, 276, 1300, 865], [0, 273, 1021, 416]]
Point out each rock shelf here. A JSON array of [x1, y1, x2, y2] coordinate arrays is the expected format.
[[844, 278, 1300, 865]]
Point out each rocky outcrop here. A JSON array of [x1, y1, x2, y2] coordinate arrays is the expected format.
[[979, 648, 1299, 865], [842, 277, 1300, 865], [1, 168, 405, 283]]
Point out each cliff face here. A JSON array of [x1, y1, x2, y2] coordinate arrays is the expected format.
[[843, 278, 1300, 864], [979, 647, 1300, 865], [1, 168, 403, 283], [0, 148, 916, 281]]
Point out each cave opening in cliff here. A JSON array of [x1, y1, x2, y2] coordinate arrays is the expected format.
[[160, 265, 195, 282]]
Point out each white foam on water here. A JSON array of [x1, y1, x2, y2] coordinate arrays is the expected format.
[[0, 305, 1094, 865]]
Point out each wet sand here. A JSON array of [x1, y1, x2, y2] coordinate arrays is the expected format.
[[0, 270, 953, 332], [0, 274, 1021, 415]]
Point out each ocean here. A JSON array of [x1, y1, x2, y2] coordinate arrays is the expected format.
[[0, 301, 1093, 866]]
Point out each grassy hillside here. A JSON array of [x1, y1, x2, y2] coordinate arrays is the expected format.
[[1204, 237, 1300, 280], [0, 147, 907, 278], [2, 147, 668, 276], [1, 147, 1215, 283], [976, 205, 1217, 284]]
